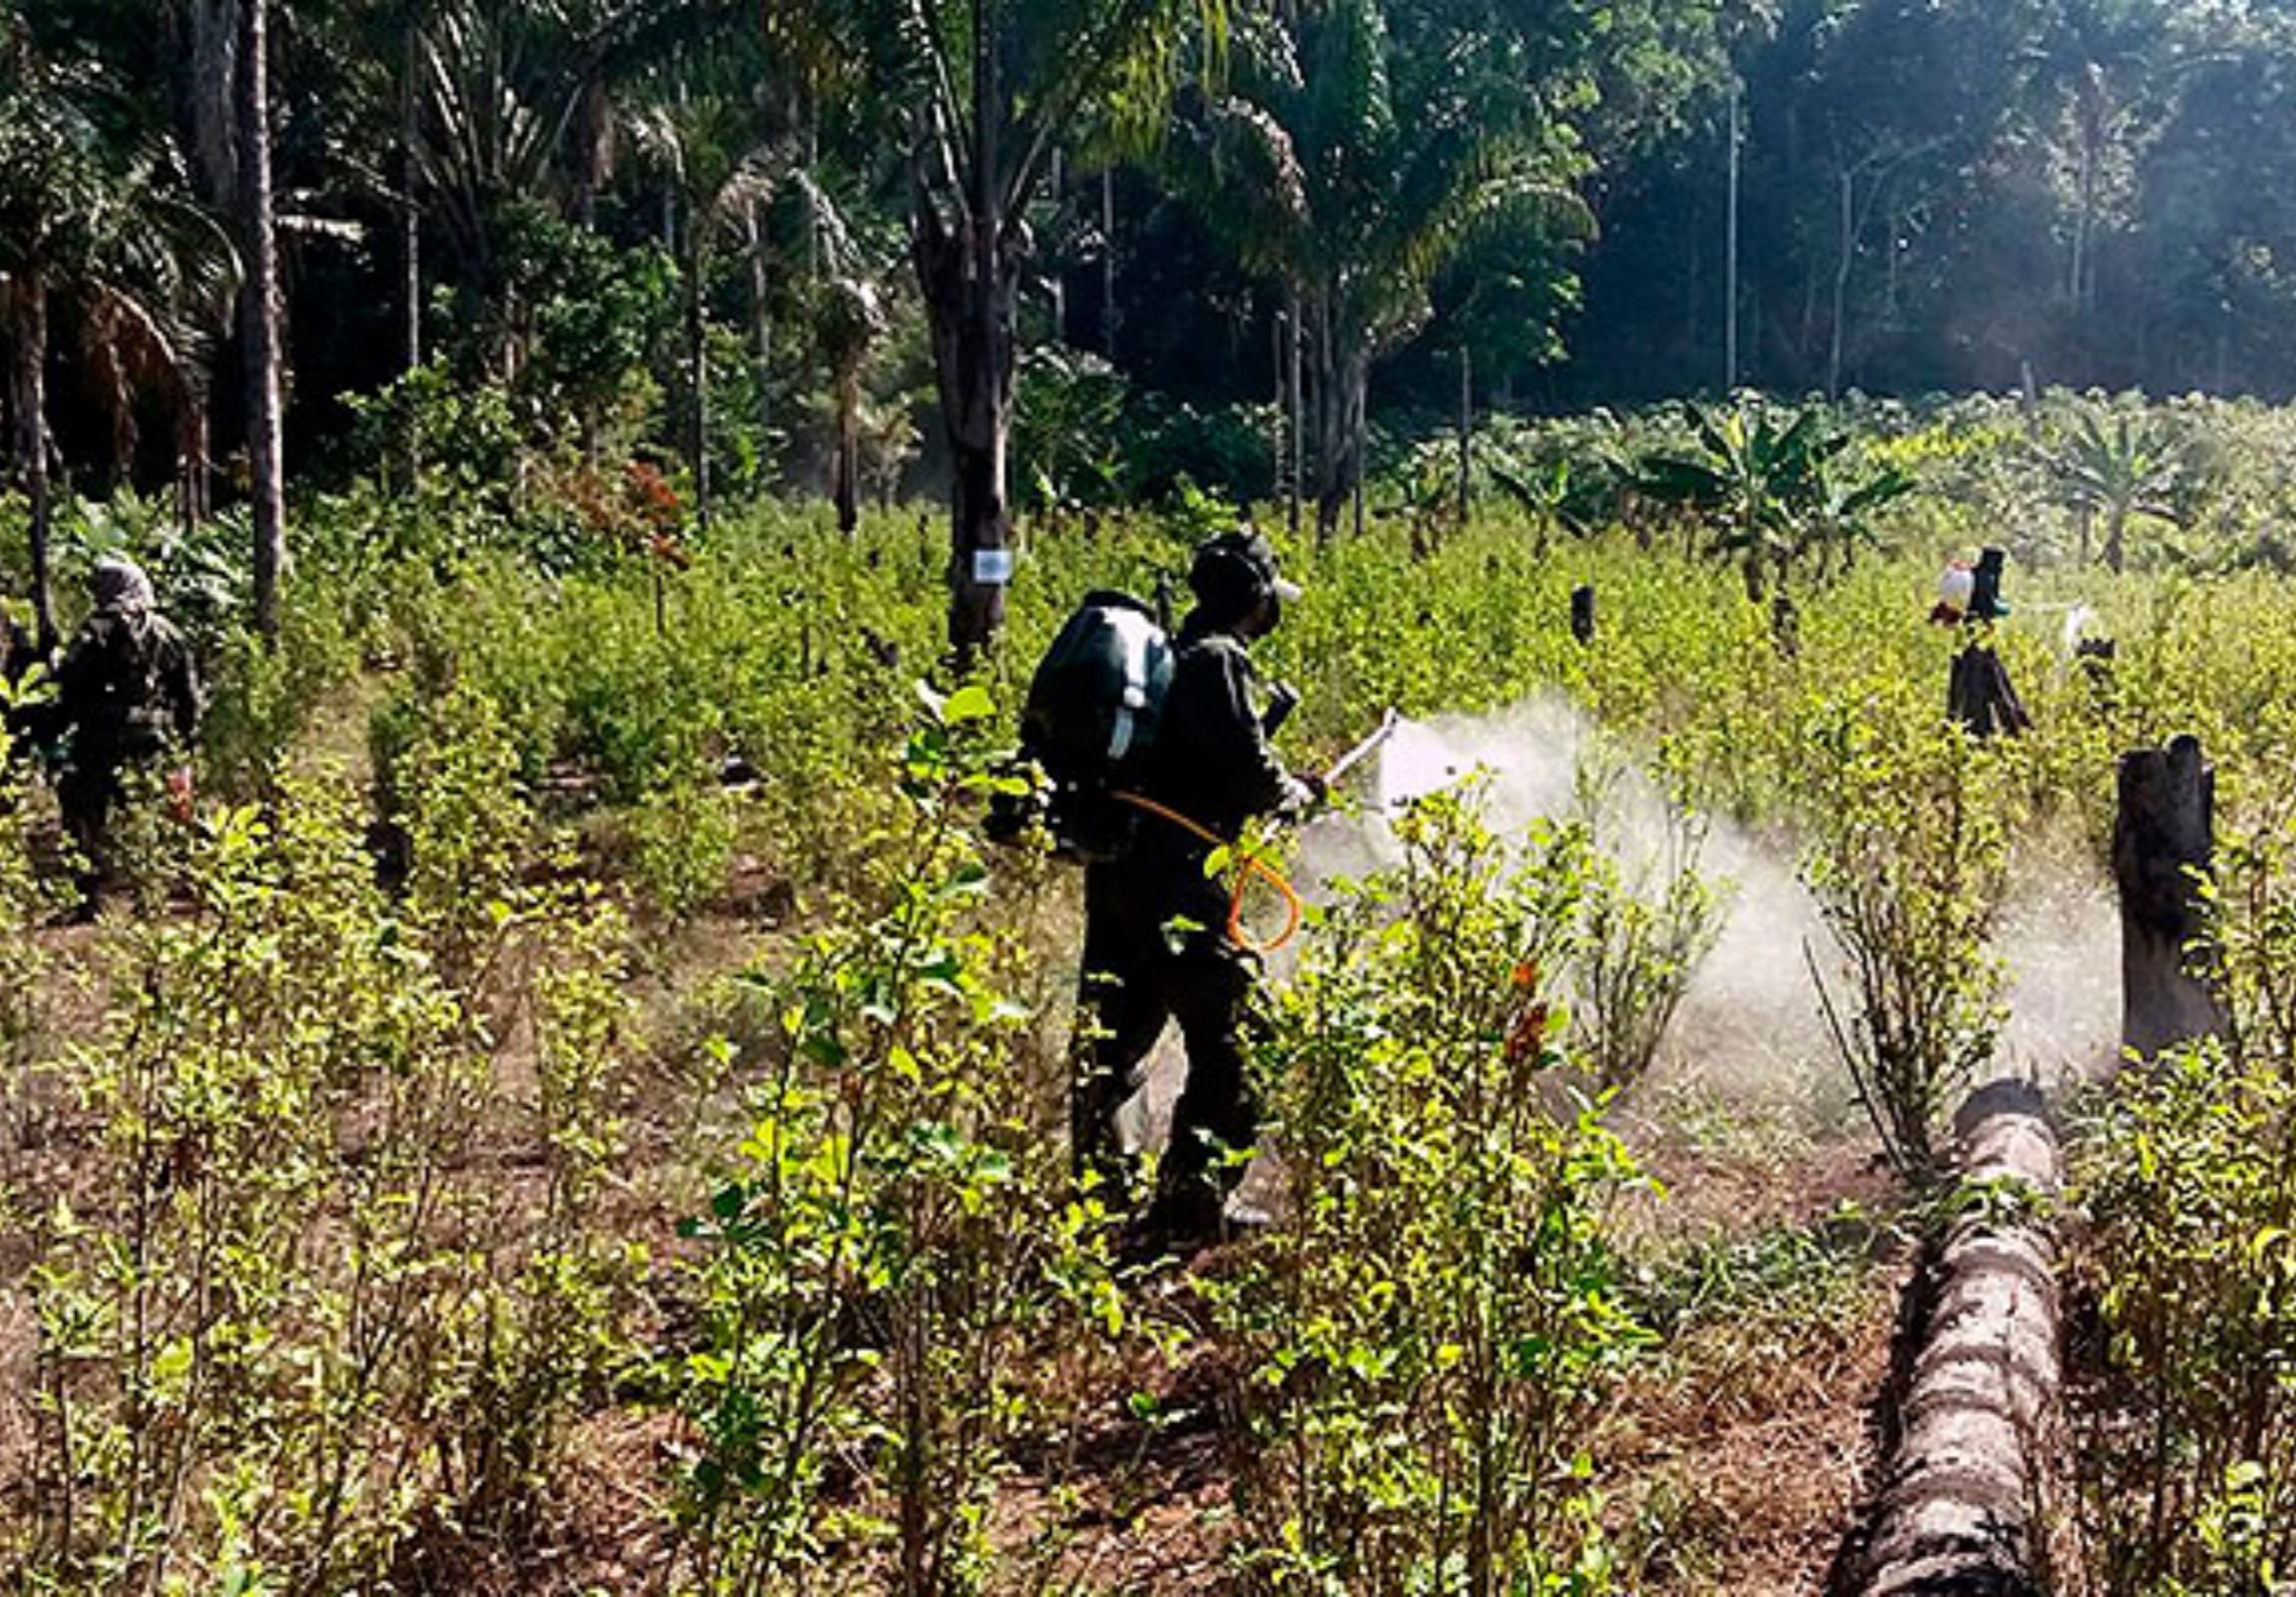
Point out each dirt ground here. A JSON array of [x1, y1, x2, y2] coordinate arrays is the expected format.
[[1602, 1139, 1908, 1595]]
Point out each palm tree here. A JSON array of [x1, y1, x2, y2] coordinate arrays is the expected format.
[[401, 0, 751, 360], [817, 272, 886, 534], [1166, 0, 1622, 539], [2017, 0, 2182, 318], [627, 88, 790, 535], [0, 21, 239, 649]]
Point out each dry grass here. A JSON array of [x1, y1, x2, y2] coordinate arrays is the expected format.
[[1598, 1132, 1910, 1595]]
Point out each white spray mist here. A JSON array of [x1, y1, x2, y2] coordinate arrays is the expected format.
[[1123, 695, 2119, 1160], [1299, 695, 2121, 1117]]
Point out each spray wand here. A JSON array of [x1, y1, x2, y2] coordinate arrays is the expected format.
[[1320, 709, 1401, 793]]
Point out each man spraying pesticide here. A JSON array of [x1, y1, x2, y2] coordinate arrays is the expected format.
[[995, 529, 1394, 1260]]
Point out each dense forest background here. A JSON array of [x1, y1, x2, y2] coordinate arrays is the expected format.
[[9, 0, 2296, 534]]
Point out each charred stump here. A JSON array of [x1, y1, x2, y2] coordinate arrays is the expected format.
[[1948, 647, 2030, 740], [1569, 585, 1595, 646], [1772, 591, 1802, 658], [2073, 637, 2116, 712], [2114, 736, 2225, 1059]]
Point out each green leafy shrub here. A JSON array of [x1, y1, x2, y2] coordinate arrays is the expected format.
[[1568, 762, 1728, 1091], [674, 685, 1119, 1593], [391, 679, 535, 967], [0, 704, 61, 1096], [1210, 789, 1653, 1593], [1804, 693, 2015, 1185], [624, 777, 739, 920], [2072, 814, 2296, 1591], [21, 774, 638, 1590]]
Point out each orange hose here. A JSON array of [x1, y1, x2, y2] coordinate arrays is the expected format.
[[1112, 792, 1305, 955]]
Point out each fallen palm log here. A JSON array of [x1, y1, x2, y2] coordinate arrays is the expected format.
[[1854, 1079, 2062, 1597]]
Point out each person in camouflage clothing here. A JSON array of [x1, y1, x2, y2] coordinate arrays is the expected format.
[[47, 558, 201, 909]]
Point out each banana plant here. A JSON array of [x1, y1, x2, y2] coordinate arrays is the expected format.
[[2044, 403, 2189, 573], [1635, 400, 1912, 601], [1491, 450, 1636, 545], [1801, 445, 1919, 581]]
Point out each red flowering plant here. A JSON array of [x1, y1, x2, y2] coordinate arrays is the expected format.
[[567, 458, 693, 571]]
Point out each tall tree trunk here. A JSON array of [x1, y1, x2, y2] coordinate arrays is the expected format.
[[802, 87, 821, 279], [748, 205, 774, 461], [1310, 293, 1362, 540], [239, 0, 287, 645], [176, 382, 212, 538], [1829, 167, 1854, 401], [571, 78, 611, 229], [2070, 117, 2094, 311], [912, 0, 1019, 665], [188, 2, 240, 205], [834, 366, 861, 535], [401, 24, 422, 495], [1100, 167, 1116, 361], [687, 246, 712, 534], [9, 281, 56, 653], [2104, 502, 2128, 575], [1285, 287, 1303, 539], [180, 0, 235, 541], [1725, 76, 1742, 390], [1269, 307, 1285, 509], [917, 216, 1018, 663], [1455, 345, 1471, 528], [1047, 148, 1067, 343], [1350, 361, 1367, 541]]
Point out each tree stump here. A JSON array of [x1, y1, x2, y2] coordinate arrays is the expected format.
[[1569, 584, 1595, 646], [1771, 591, 1802, 658], [1947, 646, 2030, 739], [2074, 637, 2116, 712], [1857, 1080, 2062, 1597], [2114, 736, 2225, 1059]]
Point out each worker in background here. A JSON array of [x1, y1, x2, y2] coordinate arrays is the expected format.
[[44, 558, 202, 913]]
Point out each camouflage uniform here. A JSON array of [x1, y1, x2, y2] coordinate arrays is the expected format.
[[49, 560, 201, 903], [1074, 534, 1313, 1245]]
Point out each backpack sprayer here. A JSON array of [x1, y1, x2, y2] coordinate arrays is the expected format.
[[993, 587, 1402, 954]]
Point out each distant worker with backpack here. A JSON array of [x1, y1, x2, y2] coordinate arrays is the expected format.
[[1015, 528, 1321, 1257], [42, 558, 202, 912]]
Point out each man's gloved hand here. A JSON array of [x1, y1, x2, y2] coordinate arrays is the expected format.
[[1282, 772, 1328, 816]]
